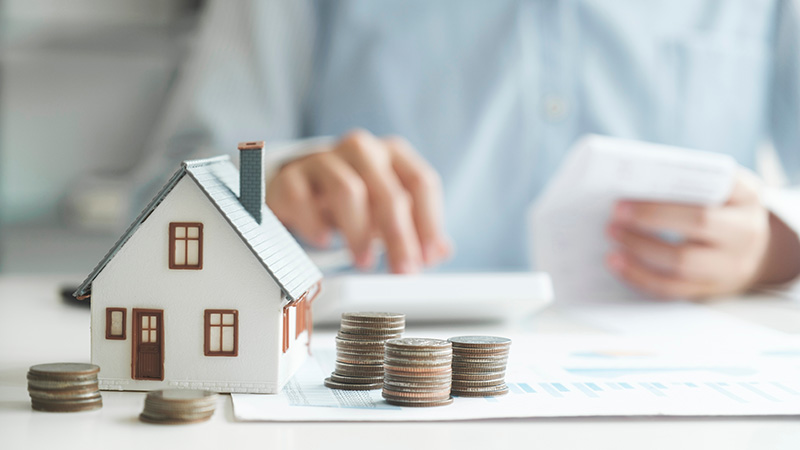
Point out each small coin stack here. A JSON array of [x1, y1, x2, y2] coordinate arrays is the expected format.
[[324, 312, 405, 390], [139, 389, 218, 424], [382, 338, 453, 407], [448, 336, 511, 397], [27, 363, 102, 412]]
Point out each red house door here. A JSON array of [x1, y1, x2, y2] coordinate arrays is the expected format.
[[132, 309, 164, 380]]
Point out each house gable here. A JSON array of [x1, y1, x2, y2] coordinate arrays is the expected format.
[[93, 176, 281, 302], [75, 156, 322, 303]]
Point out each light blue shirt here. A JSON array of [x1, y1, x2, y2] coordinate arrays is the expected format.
[[157, 0, 800, 272]]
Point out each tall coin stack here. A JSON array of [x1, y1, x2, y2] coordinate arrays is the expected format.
[[325, 312, 405, 390], [448, 336, 511, 397], [27, 363, 102, 412], [382, 338, 453, 407], [139, 389, 218, 424]]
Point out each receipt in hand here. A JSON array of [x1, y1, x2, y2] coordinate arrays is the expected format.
[[528, 135, 738, 302]]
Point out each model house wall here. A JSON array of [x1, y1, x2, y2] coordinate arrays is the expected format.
[[92, 176, 299, 392]]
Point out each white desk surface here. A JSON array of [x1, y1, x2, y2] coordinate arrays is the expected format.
[[2, 274, 799, 450]]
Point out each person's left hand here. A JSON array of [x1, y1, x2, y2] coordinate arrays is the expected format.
[[605, 169, 780, 299]]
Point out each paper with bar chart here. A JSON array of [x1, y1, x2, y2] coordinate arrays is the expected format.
[[232, 333, 800, 421]]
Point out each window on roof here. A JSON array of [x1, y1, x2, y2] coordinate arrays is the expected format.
[[204, 310, 238, 356], [169, 222, 203, 269]]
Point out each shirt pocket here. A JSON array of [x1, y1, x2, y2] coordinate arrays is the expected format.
[[657, 32, 770, 161]]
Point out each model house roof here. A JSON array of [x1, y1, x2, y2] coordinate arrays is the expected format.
[[74, 155, 322, 302]]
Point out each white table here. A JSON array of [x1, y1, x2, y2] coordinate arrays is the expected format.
[[2, 275, 799, 450]]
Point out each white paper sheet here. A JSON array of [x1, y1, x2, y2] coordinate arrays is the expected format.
[[232, 332, 800, 421], [559, 300, 785, 339], [528, 135, 738, 302]]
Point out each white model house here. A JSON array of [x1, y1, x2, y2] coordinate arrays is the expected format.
[[74, 141, 322, 394]]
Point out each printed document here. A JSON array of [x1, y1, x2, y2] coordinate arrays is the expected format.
[[232, 330, 800, 421], [528, 135, 738, 302]]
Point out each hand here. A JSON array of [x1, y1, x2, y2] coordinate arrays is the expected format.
[[605, 170, 800, 299], [266, 129, 452, 273]]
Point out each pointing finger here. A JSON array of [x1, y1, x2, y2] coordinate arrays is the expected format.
[[384, 136, 451, 266]]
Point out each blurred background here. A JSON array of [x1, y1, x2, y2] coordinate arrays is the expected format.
[[1, 0, 204, 274], [0, 0, 790, 276]]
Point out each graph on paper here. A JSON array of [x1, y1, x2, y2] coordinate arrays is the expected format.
[[232, 335, 800, 421]]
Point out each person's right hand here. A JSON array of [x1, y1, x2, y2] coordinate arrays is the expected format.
[[266, 129, 452, 273]]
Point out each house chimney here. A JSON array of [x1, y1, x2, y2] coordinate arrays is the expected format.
[[238, 140, 266, 224]]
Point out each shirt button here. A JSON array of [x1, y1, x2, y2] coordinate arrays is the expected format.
[[543, 95, 569, 121]]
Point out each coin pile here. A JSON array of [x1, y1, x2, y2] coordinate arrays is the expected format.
[[382, 338, 453, 407], [27, 363, 102, 412], [448, 336, 511, 397], [139, 389, 218, 424], [325, 312, 405, 390]]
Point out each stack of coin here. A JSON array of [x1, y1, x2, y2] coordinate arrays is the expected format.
[[448, 336, 511, 397], [382, 338, 453, 407], [27, 363, 102, 412], [139, 389, 218, 424], [325, 312, 405, 390]]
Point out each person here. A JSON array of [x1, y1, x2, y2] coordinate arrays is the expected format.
[[140, 0, 800, 299]]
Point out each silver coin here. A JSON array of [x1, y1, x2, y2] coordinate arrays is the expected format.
[[147, 389, 218, 403], [453, 353, 509, 359], [340, 321, 405, 330], [337, 333, 401, 344], [452, 372, 506, 381], [451, 361, 508, 369], [336, 361, 384, 368], [384, 349, 452, 358], [335, 361, 384, 370], [336, 349, 386, 357], [452, 385, 509, 397], [383, 386, 451, 395], [383, 397, 454, 407], [385, 374, 451, 382], [144, 396, 218, 407], [384, 367, 452, 376], [334, 366, 385, 377], [451, 383, 509, 393], [329, 373, 384, 384], [324, 378, 383, 390], [28, 389, 101, 401], [32, 398, 103, 412], [448, 336, 511, 347], [341, 312, 405, 321], [385, 338, 452, 350], [451, 380, 506, 388], [335, 342, 388, 351], [451, 346, 510, 353], [27, 379, 99, 390], [28, 363, 100, 378], [453, 357, 509, 364], [139, 412, 213, 425], [339, 326, 406, 335], [385, 358, 453, 365], [383, 383, 452, 393]]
